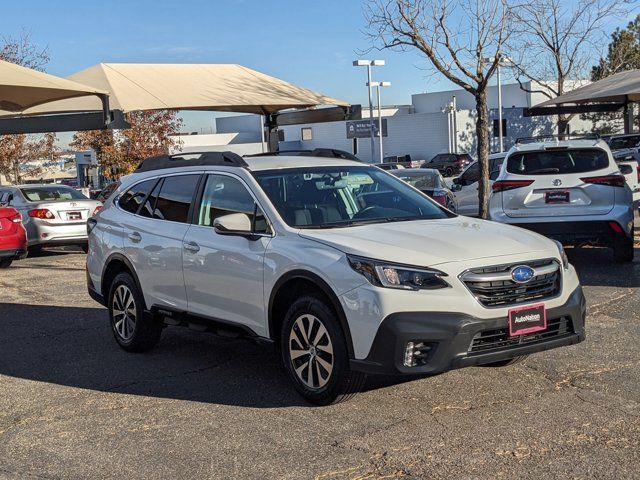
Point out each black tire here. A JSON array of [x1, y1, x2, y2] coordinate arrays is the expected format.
[[0, 258, 13, 268], [613, 238, 634, 263], [446, 198, 457, 213], [481, 355, 528, 367], [281, 295, 365, 405], [444, 167, 453, 177], [80, 244, 89, 254], [108, 272, 162, 352], [28, 245, 43, 256]]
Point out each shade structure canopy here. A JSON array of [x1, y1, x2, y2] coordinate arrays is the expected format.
[[0, 59, 107, 113], [4, 63, 348, 116], [535, 69, 640, 107]]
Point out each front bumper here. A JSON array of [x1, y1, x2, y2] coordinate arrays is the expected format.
[[350, 286, 586, 375]]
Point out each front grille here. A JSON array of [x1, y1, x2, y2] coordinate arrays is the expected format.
[[460, 259, 561, 307], [468, 316, 574, 355]]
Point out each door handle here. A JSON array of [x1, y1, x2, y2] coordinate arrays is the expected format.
[[128, 231, 142, 243], [183, 241, 200, 253]]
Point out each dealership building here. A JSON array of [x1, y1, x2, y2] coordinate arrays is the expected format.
[[174, 80, 593, 162]]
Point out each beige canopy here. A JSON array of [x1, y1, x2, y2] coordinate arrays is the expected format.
[[6, 63, 348, 116], [0, 59, 107, 113], [535, 69, 640, 107]]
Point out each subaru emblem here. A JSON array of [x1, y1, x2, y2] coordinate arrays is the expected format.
[[511, 265, 535, 284], [552, 179, 562, 186]]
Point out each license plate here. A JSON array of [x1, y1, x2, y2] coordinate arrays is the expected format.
[[67, 211, 82, 220], [545, 191, 570, 204], [508, 303, 547, 336]]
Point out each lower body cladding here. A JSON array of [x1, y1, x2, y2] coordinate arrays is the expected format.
[[24, 220, 88, 247], [349, 286, 585, 375], [0, 247, 27, 261]]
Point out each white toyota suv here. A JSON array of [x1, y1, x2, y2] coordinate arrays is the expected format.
[[87, 152, 586, 405], [489, 138, 635, 263]]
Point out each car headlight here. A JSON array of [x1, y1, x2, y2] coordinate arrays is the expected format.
[[347, 255, 450, 290], [553, 240, 569, 270]]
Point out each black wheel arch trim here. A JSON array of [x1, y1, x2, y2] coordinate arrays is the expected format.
[[101, 253, 147, 309], [268, 269, 355, 358]]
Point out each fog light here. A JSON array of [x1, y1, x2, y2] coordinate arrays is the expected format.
[[403, 341, 433, 367]]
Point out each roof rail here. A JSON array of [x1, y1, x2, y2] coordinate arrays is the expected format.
[[515, 134, 601, 145], [245, 148, 362, 161], [134, 151, 248, 172]]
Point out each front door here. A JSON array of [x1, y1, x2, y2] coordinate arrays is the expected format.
[[182, 173, 271, 336]]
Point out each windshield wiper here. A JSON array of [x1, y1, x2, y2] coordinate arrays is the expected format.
[[529, 168, 560, 174]]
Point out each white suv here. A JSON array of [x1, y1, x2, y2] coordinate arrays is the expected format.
[[489, 138, 635, 263], [87, 152, 585, 405]]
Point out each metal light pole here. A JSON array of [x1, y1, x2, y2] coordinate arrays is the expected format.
[[369, 81, 391, 163], [485, 54, 513, 153], [353, 59, 385, 162]]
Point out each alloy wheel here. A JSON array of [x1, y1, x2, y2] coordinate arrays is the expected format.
[[112, 284, 137, 341], [289, 314, 334, 390]]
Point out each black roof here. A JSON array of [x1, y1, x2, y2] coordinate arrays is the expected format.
[[245, 148, 361, 161], [134, 151, 248, 173]]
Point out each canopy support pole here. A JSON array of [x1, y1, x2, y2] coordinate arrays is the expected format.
[[623, 101, 634, 134]]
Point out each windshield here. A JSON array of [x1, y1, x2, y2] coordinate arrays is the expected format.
[[253, 166, 451, 228], [393, 172, 441, 190], [506, 149, 609, 175], [608, 136, 640, 151], [20, 186, 87, 202]]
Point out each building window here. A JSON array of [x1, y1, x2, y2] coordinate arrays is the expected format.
[[301, 127, 313, 141], [493, 119, 507, 137]]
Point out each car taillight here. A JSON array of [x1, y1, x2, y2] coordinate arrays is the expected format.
[[431, 192, 447, 206], [28, 208, 55, 219], [9, 212, 22, 223], [608, 221, 624, 233], [93, 205, 103, 216], [580, 175, 626, 187], [491, 180, 534, 193], [637, 165, 640, 183]]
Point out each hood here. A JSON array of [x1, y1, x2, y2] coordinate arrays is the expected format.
[[298, 217, 555, 267]]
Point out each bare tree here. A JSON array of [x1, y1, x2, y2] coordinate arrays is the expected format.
[[506, 0, 627, 136], [364, 0, 511, 218]]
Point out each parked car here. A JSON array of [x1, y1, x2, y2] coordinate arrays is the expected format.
[[603, 134, 640, 204], [427, 153, 474, 177], [87, 151, 585, 405], [489, 138, 634, 262], [0, 184, 103, 253], [451, 153, 506, 216], [377, 162, 406, 171], [391, 168, 457, 211], [0, 207, 27, 268], [603, 133, 640, 151]]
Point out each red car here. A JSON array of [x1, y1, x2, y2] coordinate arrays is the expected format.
[[0, 207, 27, 268]]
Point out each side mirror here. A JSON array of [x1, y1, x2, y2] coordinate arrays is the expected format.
[[619, 164, 633, 175], [214, 213, 253, 237], [452, 177, 461, 185], [451, 183, 462, 192]]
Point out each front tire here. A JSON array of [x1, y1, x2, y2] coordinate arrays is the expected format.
[[108, 272, 162, 352], [613, 238, 634, 263], [0, 258, 13, 268], [281, 295, 365, 405]]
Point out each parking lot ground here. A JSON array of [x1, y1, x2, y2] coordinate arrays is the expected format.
[[0, 237, 639, 480]]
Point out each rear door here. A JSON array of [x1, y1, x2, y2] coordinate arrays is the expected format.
[[501, 148, 617, 218], [122, 174, 201, 311], [455, 162, 481, 216]]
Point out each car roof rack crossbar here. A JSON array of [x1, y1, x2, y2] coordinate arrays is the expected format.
[[135, 151, 248, 172], [245, 148, 361, 161], [515, 133, 601, 145]]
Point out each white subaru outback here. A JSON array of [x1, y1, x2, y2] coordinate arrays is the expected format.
[[87, 152, 585, 405]]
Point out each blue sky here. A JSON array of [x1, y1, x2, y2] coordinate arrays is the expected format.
[[0, 0, 632, 136]]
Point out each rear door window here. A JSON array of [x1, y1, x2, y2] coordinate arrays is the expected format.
[[152, 174, 200, 223], [118, 179, 157, 214], [506, 149, 609, 175]]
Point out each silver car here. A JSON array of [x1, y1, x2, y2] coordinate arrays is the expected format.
[[0, 184, 102, 252], [489, 138, 634, 263]]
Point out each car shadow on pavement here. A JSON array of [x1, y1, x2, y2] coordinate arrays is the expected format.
[[0, 303, 312, 408], [567, 244, 639, 288]]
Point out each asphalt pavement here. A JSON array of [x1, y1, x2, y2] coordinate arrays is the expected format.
[[0, 237, 638, 479]]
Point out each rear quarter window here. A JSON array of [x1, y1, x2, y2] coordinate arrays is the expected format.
[[506, 149, 609, 175]]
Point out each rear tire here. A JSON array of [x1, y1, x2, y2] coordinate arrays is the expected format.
[[281, 295, 365, 405], [108, 272, 162, 352], [481, 355, 528, 367], [80, 244, 89, 254], [613, 238, 634, 263], [0, 258, 13, 268]]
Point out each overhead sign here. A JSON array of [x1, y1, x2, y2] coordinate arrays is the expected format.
[[346, 119, 388, 139]]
